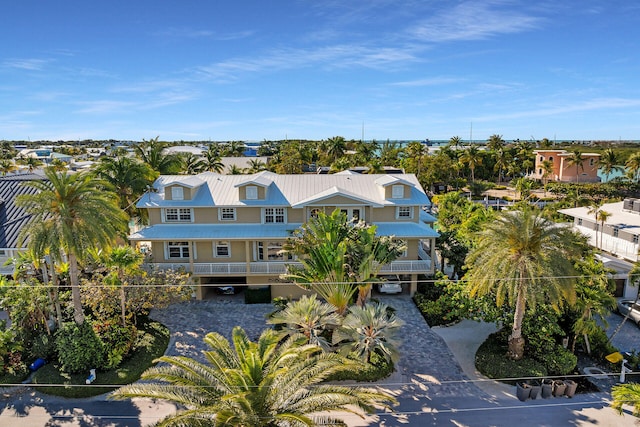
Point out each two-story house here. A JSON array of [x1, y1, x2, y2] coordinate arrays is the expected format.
[[530, 149, 601, 183], [130, 171, 438, 300], [559, 199, 640, 298]]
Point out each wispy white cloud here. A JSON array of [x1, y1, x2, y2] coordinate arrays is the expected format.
[[390, 77, 464, 87], [408, 1, 542, 43], [75, 100, 137, 114], [2, 58, 51, 71], [154, 27, 254, 41], [473, 97, 640, 122], [194, 44, 420, 81]]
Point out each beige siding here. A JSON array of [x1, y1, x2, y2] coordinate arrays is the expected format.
[[165, 184, 194, 200], [148, 209, 162, 225], [195, 207, 217, 223], [270, 284, 313, 300]]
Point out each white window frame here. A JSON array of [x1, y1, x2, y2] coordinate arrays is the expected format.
[[246, 185, 258, 200], [214, 241, 231, 258], [164, 208, 193, 222], [171, 186, 184, 200], [263, 207, 286, 224], [219, 207, 236, 221], [391, 185, 404, 199], [166, 241, 190, 259], [396, 206, 413, 219]]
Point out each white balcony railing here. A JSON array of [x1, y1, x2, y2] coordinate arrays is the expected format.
[[146, 258, 432, 276]]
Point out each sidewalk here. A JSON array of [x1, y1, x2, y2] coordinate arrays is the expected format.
[[432, 319, 514, 400]]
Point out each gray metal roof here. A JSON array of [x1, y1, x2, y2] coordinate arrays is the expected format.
[[0, 173, 46, 249], [138, 172, 432, 209]]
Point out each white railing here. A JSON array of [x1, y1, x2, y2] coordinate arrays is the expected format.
[[147, 259, 432, 276]]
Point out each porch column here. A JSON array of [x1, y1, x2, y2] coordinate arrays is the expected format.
[[409, 273, 418, 296]]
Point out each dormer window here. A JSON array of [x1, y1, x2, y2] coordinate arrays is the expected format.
[[392, 185, 404, 199], [246, 186, 258, 200], [171, 186, 184, 200]]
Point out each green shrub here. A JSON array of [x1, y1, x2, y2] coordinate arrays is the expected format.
[[55, 322, 104, 374], [245, 287, 271, 304], [475, 332, 547, 384], [92, 320, 137, 370], [539, 345, 577, 376], [327, 351, 394, 382], [413, 294, 452, 326], [28, 332, 57, 362], [585, 327, 618, 361]]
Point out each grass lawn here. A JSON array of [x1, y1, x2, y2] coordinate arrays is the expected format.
[[30, 318, 169, 398]]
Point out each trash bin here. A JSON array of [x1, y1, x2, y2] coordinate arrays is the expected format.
[[516, 382, 531, 401], [564, 379, 577, 398], [541, 379, 553, 398], [553, 380, 566, 397]]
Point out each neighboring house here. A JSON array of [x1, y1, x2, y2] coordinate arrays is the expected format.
[[130, 171, 438, 299], [530, 149, 601, 183], [17, 148, 73, 165], [559, 199, 640, 298], [0, 173, 45, 275]]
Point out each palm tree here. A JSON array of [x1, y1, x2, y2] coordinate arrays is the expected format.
[[570, 257, 615, 353], [494, 148, 510, 183], [326, 136, 347, 163], [103, 245, 144, 326], [227, 164, 245, 175], [247, 158, 267, 173], [625, 152, 640, 183], [404, 142, 428, 176], [465, 208, 583, 360], [487, 134, 505, 151], [588, 201, 604, 249], [460, 146, 482, 182], [599, 148, 622, 182], [17, 155, 44, 172], [180, 152, 206, 174], [597, 210, 611, 251], [282, 210, 404, 309], [16, 169, 128, 325], [201, 145, 225, 173], [133, 136, 181, 174], [111, 326, 396, 426], [448, 135, 462, 150], [0, 159, 17, 176], [267, 294, 341, 351], [333, 302, 403, 363], [612, 383, 640, 416], [565, 149, 585, 183], [93, 155, 156, 217], [540, 159, 554, 195]]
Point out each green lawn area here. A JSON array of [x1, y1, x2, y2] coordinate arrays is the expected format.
[[30, 318, 170, 398]]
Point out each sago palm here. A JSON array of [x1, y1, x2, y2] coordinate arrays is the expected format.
[[333, 302, 403, 364], [465, 208, 583, 360], [267, 294, 341, 351], [111, 326, 396, 426]]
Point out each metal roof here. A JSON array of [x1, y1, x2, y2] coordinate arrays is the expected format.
[[559, 201, 640, 233], [0, 173, 46, 249], [130, 220, 438, 241], [138, 172, 432, 209]]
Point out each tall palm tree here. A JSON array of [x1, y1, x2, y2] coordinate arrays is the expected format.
[[494, 148, 511, 183], [625, 152, 640, 183], [597, 210, 611, 251], [227, 164, 245, 175], [103, 245, 144, 326], [333, 302, 403, 364], [16, 169, 128, 325], [326, 136, 347, 163], [267, 294, 341, 351], [93, 155, 156, 217], [599, 148, 622, 182], [460, 146, 482, 182], [111, 326, 396, 426], [486, 134, 505, 151], [247, 158, 267, 173], [448, 135, 462, 150], [565, 149, 585, 183], [465, 208, 583, 360], [588, 201, 604, 249], [540, 159, 554, 194]]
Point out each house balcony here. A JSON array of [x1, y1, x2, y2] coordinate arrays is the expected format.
[[146, 257, 433, 276]]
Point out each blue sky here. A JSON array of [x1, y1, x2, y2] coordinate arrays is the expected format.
[[1, 1, 639, 142]]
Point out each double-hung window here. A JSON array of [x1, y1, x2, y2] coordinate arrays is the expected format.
[[396, 206, 413, 219], [165, 208, 192, 222], [246, 186, 258, 200], [171, 186, 184, 200], [214, 241, 231, 257], [167, 241, 190, 258], [264, 208, 285, 223], [220, 208, 236, 221]]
